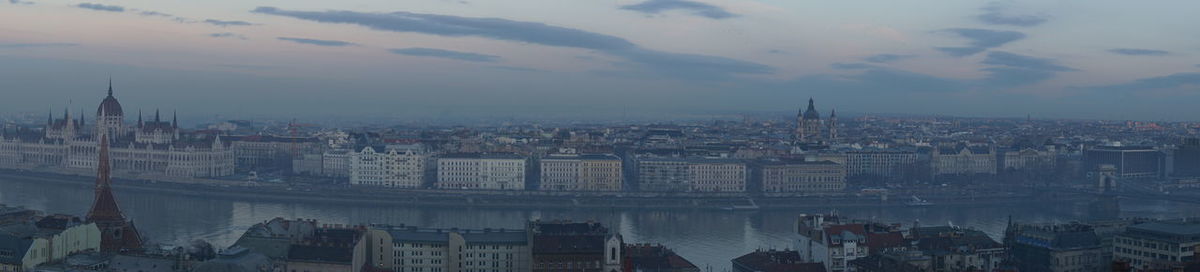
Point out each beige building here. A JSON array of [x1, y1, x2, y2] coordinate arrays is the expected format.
[[0, 215, 102, 272], [761, 160, 846, 194], [539, 154, 623, 191], [932, 144, 997, 176], [688, 159, 747, 193], [436, 153, 526, 190]]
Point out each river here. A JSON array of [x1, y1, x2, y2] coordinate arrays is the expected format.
[[2, 175, 1197, 270]]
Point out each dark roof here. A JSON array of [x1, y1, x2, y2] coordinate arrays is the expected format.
[[625, 244, 699, 271], [97, 85, 124, 117], [0, 233, 32, 265], [287, 245, 353, 264], [848, 255, 923, 272], [732, 250, 825, 272], [800, 98, 821, 120], [531, 235, 605, 254]]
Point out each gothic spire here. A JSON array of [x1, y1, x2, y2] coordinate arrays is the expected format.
[[154, 109, 160, 123], [107, 78, 113, 97], [137, 109, 143, 127], [172, 110, 178, 128], [87, 133, 125, 222]]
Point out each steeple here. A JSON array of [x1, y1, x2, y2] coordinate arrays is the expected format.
[[87, 133, 123, 222], [107, 78, 113, 97], [86, 133, 143, 252]]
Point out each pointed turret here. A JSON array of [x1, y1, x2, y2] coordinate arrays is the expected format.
[[47, 108, 53, 125], [172, 110, 178, 128], [87, 134, 121, 221], [107, 77, 113, 97], [137, 109, 143, 127], [154, 109, 160, 123]]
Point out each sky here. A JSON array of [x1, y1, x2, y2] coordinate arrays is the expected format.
[[2, 0, 1200, 121]]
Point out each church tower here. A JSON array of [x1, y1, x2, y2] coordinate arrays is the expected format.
[[86, 133, 143, 252], [796, 98, 823, 143]]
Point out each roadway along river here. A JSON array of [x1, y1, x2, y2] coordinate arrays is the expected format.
[[2, 175, 1197, 270]]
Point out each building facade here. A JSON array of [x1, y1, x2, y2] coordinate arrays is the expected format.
[[379, 225, 530, 272], [436, 153, 526, 190], [845, 149, 919, 180], [761, 160, 846, 194], [0, 83, 234, 178], [1084, 145, 1163, 180], [1112, 220, 1200, 269], [350, 145, 427, 188], [687, 159, 747, 193], [932, 144, 997, 176], [539, 154, 622, 192]]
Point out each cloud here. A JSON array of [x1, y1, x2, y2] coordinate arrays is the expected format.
[[982, 51, 1074, 71], [864, 54, 914, 63], [76, 3, 123, 12], [8, 0, 34, 5], [830, 63, 875, 70], [1108, 48, 1169, 56], [252, 6, 770, 79], [204, 19, 255, 27], [767, 49, 786, 54], [138, 10, 171, 17], [977, 1, 1048, 27], [619, 0, 736, 19], [787, 67, 967, 94], [0, 43, 79, 48], [388, 48, 500, 62], [488, 66, 542, 72], [980, 51, 1075, 88], [276, 37, 356, 47], [935, 28, 1024, 57], [208, 33, 247, 40], [1089, 73, 1200, 92]]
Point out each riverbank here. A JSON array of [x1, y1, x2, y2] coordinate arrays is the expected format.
[[0, 170, 1096, 210]]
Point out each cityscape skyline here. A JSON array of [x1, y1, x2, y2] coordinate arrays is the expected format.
[[4, 0, 1200, 121]]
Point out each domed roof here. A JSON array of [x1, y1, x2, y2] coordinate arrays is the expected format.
[[97, 80, 123, 117]]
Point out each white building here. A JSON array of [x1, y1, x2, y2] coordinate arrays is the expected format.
[[376, 225, 531, 272], [795, 214, 869, 272], [350, 145, 427, 188], [845, 149, 918, 179], [539, 154, 622, 191], [0, 85, 234, 178], [436, 153, 526, 190]]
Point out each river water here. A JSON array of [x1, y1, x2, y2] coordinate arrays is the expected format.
[[2, 177, 1197, 270]]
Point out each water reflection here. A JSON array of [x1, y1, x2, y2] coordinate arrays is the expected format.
[[2, 178, 1197, 269]]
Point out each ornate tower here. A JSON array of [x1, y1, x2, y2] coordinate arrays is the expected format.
[[96, 79, 125, 140], [86, 133, 143, 252], [795, 98, 823, 143], [828, 109, 838, 140]]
